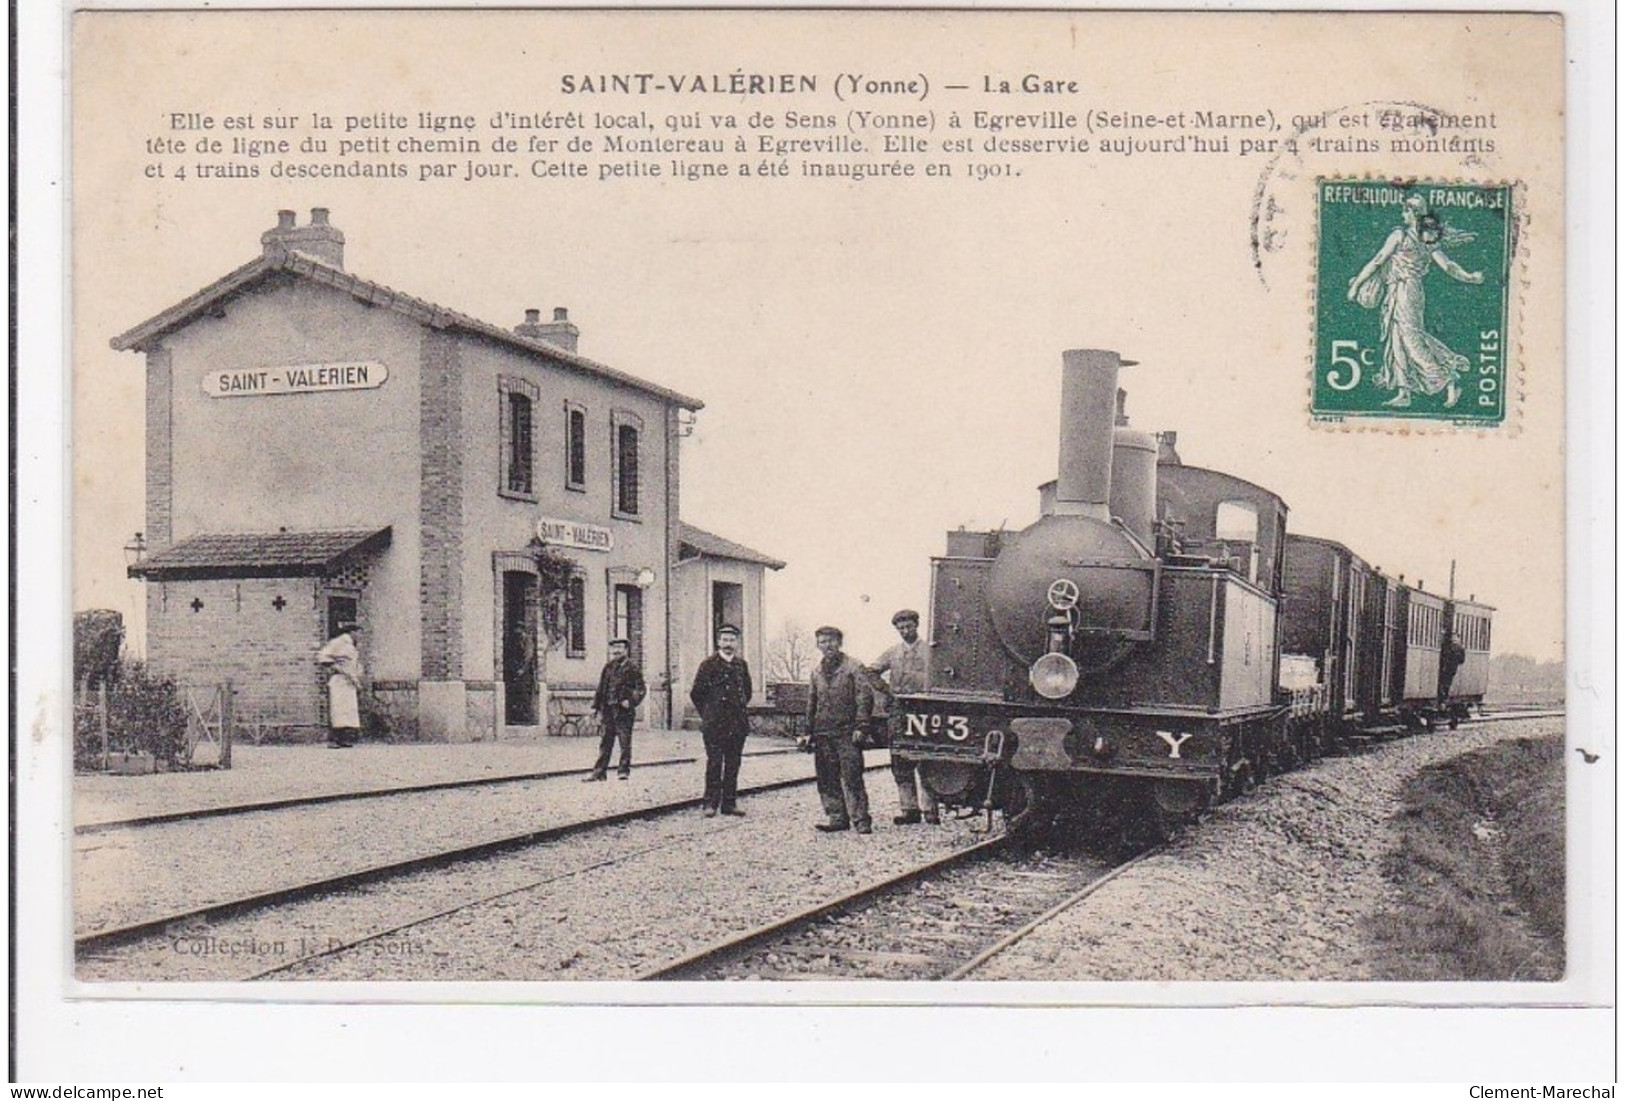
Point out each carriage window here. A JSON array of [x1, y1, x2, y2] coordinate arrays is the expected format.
[[1214, 500, 1259, 542]]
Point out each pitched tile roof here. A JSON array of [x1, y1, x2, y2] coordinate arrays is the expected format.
[[129, 527, 392, 579], [677, 523, 785, 569], [109, 250, 703, 410]]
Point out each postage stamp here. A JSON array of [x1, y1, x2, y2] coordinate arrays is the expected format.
[[1311, 178, 1515, 424]]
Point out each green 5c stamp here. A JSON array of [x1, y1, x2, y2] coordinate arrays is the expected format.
[[1312, 179, 1514, 423]]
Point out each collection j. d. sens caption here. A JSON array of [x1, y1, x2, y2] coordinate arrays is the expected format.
[[138, 69, 1492, 186]]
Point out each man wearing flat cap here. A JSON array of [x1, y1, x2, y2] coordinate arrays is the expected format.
[[806, 625, 874, 834], [586, 637, 646, 781], [316, 621, 365, 748], [869, 609, 939, 825], [689, 624, 753, 816]]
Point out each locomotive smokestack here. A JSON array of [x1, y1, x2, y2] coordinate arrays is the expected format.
[[1055, 349, 1135, 519]]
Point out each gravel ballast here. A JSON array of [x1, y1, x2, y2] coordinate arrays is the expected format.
[[77, 781, 987, 982], [76, 717, 1562, 984], [974, 717, 1564, 981], [75, 746, 813, 936]]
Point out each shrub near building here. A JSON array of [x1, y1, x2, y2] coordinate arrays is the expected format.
[[72, 661, 191, 771]]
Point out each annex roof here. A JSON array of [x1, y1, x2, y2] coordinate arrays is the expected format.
[[677, 523, 786, 570], [128, 527, 393, 580], [109, 250, 704, 411]]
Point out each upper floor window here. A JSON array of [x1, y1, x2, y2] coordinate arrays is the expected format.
[[565, 401, 587, 492], [611, 410, 644, 519], [499, 376, 539, 501]]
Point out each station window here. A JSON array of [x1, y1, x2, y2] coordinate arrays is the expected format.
[[499, 376, 539, 501], [611, 410, 643, 519], [565, 401, 587, 492], [613, 582, 644, 666]]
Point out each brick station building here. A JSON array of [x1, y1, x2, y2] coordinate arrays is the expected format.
[[112, 207, 778, 741]]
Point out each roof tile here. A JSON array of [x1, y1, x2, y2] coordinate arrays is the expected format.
[[130, 527, 391, 578]]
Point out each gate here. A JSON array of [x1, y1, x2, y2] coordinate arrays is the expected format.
[[180, 681, 234, 769]]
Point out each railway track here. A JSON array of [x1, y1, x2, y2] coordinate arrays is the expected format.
[[75, 745, 801, 835], [1466, 707, 1565, 722], [75, 765, 873, 959], [240, 819, 753, 981], [79, 710, 1554, 837], [78, 712, 1560, 979], [640, 837, 1161, 981], [639, 711, 1560, 983]]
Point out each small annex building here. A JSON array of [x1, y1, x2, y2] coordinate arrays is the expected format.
[[672, 522, 785, 719], [111, 207, 775, 742]]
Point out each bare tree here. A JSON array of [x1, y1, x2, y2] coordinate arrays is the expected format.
[[766, 619, 816, 683]]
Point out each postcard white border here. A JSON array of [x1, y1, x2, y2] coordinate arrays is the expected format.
[[16, 0, 1616, 1082]]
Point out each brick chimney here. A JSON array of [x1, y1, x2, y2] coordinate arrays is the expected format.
[[261, 207, 345, 269], [515, 306, 579, 354]]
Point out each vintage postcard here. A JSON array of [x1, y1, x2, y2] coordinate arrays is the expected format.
[[19, 1, 1610, 1082]]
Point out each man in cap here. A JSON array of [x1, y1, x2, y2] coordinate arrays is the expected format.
[[869, 609, 939, 825], [315, 621, 364, 748], [805, 625, 874, 834], [689, 624, 753, 816], [585, 637, 646, 781]]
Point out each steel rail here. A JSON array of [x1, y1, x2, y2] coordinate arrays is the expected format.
[[1463, 708, 1565, 723], [637, 833, 1012, 981], [237, 826, 743, 981], [75, 746, 802, 835], [944, 844, 1165, 980], [74, 765, 862, 958]]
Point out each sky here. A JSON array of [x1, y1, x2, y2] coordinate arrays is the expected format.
[[70, 9, 1573, 667]]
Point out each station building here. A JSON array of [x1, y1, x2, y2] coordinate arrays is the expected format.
[[672, 523, 785, 723], [114, 208, 778, 741]]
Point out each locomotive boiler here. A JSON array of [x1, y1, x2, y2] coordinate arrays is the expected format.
[[893, 348, 1294, 839]]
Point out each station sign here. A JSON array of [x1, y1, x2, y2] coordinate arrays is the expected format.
[[536, 516, 614, 553], [202, 361, 389, 398]]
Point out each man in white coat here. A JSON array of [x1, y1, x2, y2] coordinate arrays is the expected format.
[[316, 621, 364, 748]]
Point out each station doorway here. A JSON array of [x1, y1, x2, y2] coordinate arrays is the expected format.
[[502, 571, 539, 725]]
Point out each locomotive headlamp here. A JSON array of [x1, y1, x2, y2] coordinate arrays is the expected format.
[[1030, 652, 1080, 700]]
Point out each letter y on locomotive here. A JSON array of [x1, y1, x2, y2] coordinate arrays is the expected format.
[[1311, 179, 1517, 426]]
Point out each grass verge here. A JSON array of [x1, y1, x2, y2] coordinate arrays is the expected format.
[[1367, 733, 1564, 981]]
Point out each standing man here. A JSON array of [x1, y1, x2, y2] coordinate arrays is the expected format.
[[315, 621, 364, 748], [869, 609, 939, 826], [689, 624, 753, 817], [585, 637, 646, 781], [806, 625, 874, 834]]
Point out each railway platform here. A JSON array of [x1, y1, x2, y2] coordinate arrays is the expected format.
[[73, 727, 803, 829]]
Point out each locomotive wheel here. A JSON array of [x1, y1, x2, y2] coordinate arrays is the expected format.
[[1149, 801, 1187, 844], [919, 761, 979, 807], [1000, 771, 1045, 838], [1151, 779, 1205, 817], [1223, 758, 1255, 800]]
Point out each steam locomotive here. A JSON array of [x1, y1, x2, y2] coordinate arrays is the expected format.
[[892, 349, 1493, 839]]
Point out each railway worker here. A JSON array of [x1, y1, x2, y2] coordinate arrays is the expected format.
[[315, 621, 364, 748], [869, 609, 939, 826], [805, 625, 875, 834], [689, 624, 753, 816], [585, 638, 647, 781]]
